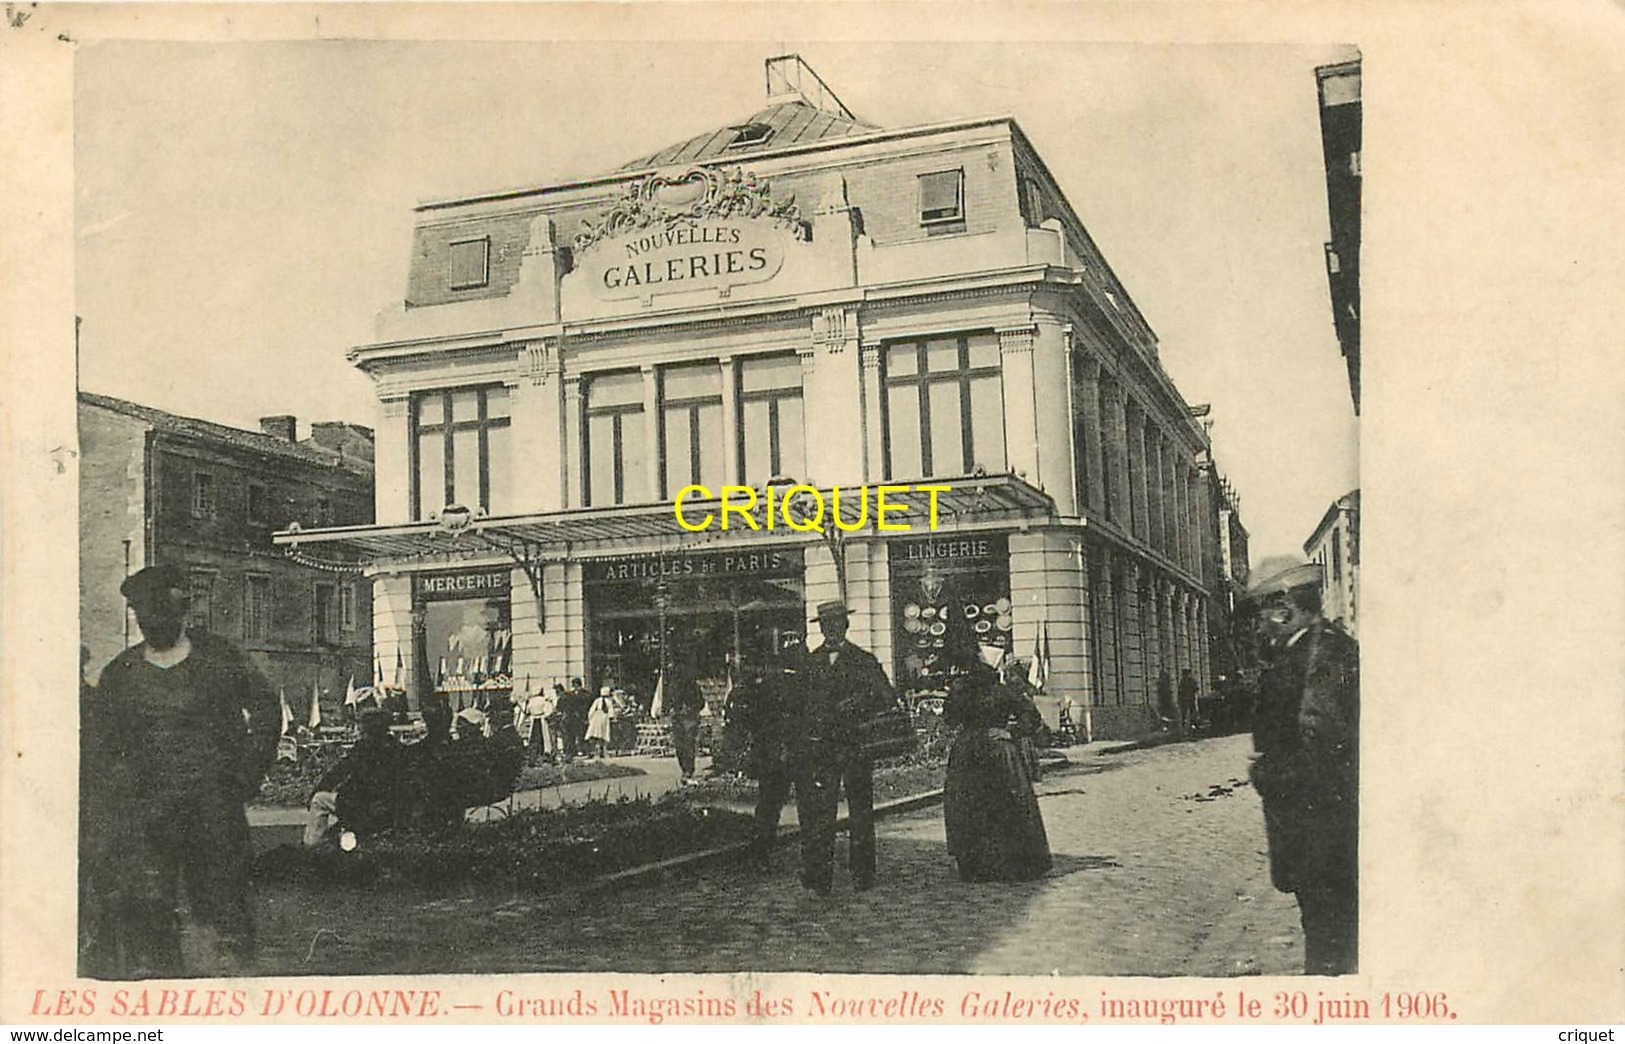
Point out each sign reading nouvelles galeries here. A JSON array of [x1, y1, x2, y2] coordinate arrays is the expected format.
[[574, 166, 809, 302]]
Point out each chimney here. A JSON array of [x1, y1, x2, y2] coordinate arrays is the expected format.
[[259, 415, 297, 442], [307, 421, 376, 463]]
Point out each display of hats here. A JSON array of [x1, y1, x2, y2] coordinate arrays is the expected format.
[[974, 620, 993, 634], [921, 607, 937, 620], [932, 637, 946, 648], [905, 618, 924, 634], [928, 621, 947, 636], [936, 606, 950, 620], [983, 603, 999, 616], [964, 604, 981, 619], [903, 604, 921, 618], [995, 596, 1012, 614], [996, 613, 1014, 631], [915, 636, 931, 649]]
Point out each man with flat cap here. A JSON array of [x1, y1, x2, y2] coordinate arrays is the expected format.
[[794, 601, 896, 895], [82, 563, 280, 977], [1247, 558, 1360, 975]]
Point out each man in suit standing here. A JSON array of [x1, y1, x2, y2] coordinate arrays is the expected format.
[[1248, 560, 1360, 975], [795, 601, 895, 895]]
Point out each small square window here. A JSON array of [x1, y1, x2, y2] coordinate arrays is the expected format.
[[448, 237, 490, 290], [919, 170, 964, 224]]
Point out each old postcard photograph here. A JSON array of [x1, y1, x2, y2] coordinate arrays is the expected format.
[[2, 0, 1622, 1028]]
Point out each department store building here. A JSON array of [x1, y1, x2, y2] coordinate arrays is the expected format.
[[278, 57, 1225, 738]]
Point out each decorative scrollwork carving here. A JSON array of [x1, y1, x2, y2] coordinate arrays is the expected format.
[[574, 166, 808, 254]]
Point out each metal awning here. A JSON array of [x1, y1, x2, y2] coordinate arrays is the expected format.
[[273, 473, 1057, 570]]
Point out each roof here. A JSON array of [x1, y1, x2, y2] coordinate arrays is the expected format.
[[274, 474, 1056, 568], [79, 391, 373, 476], [618, 100, 879, 172], [1303, 489, 1360, 552]]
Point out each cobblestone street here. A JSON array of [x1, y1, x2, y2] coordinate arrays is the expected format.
[[255, 733, 1305, 977]]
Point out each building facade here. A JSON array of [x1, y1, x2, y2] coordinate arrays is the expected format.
[[1304, 489, 1359, 638], [79, 393, 375, 716], [279, 56, 1227, 739], [1317, 58, 1362, 415]]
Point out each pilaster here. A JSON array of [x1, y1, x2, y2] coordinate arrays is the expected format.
[[1075, 353, 1107, 516], [640, 364, 661, 499], [562, 374, 584, 509], [375, 395, 411, 524], [718, 355, 740, 483], [997, 325, 1040, 486]]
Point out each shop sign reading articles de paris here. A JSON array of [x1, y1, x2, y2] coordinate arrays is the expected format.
[[575, 166, 808, 302]]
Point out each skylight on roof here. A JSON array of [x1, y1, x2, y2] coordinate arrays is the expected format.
[[726, 122, 775, 149]]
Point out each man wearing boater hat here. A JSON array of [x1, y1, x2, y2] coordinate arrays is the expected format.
[[81, 563, 280, 977], [1246, 557, 1360, 975], [795, 601, 896, 895]]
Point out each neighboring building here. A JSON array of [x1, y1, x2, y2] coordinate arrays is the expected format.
[[79, 392, 375, 716], [1316, 58, 1361, 415], [1304, 489, 1359, 638], [1202, 459, 1252, 678], [277, 55, 1227, 739]]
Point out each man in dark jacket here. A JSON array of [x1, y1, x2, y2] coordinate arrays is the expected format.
[[795, 601, 895, 895], [729, 635, 804, 867], [1248, 561, 1360, 975], [83, 564, 280, 977]]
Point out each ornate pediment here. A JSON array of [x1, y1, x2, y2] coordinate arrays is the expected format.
[[574, 166, 808, 254]]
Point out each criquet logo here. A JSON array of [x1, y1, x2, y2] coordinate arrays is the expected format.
[[673, 484, 950, 533]]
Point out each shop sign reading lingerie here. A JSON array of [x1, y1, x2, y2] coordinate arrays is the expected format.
[[894, 534, 1009, 566], [588, 548, 804, 585], [415, 568, 511, 601], [574, 166, 806, 303]]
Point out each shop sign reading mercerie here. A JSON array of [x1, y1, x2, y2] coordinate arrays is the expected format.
[[416, 569, 512, 601], [587, 220, 785, 301]]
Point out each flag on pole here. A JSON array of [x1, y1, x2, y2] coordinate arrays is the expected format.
[[650, 670, 665, 718], [308, 681, 322, 730], [1027, 620, 1050, 691], [279, 688, 293, 736]]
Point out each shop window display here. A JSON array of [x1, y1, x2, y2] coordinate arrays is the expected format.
[[889, 535, 1012, 695], [417, 570, 514, 712]]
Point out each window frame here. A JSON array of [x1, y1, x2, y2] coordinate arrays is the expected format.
[[409, 385, 512, 520], [246, 481, 269, 526], [581, 371, 646, 508], [243, 573, 273, 644], [918, 168, 966, 226], [339, 583, 358, 634], [191, 470, 216, 519], [658, 363, 725, 499], [736, 352, 805, 483], [314, 581, 338, 648], [881, 334, 1004, 480], [187, 569, 217, 633], [447, 236, 491, 291]]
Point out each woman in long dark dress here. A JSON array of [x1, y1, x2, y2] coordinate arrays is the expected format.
[[942, 639, 1053, 882]]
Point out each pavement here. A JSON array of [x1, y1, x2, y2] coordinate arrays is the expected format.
[[249, 732, 1308, 977]]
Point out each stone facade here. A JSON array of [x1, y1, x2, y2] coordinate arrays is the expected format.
[[305, 60, 1230, 740]]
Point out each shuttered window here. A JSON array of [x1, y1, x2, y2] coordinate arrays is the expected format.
[[918, 170, 964, 224], [448, 237, 490, 290]]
